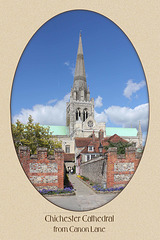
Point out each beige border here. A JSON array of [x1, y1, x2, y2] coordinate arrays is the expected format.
[[0, 1, 159, 239]]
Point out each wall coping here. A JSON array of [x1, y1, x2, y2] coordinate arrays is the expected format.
[[37, 147, 48, 152], [19, 146, 30, 151], [81, 156, 105, 166]]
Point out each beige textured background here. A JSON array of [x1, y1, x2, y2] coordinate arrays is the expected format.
[[0, 0, 159, 239]]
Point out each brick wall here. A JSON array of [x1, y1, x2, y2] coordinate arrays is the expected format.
[[19, 147, 64, 190], [79, 147, 141, 188], [107, 147, 141, 188]]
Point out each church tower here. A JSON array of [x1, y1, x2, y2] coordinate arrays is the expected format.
[[137, 121, 143, 148], [66, 33, 94, 136]]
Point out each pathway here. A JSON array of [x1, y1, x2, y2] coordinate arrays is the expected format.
[[46, 174, 118, 211]]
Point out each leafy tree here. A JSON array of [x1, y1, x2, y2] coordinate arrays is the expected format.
[[11, 115, 62, 155], [104, 141, 134, 154]]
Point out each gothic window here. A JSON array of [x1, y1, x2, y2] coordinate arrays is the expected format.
[[76, 108, 81, 121], [76, 110, 78, 120], [83, 108, 88, 121]]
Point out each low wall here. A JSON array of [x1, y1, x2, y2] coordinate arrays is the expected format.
[[19, 147, 64, 190], [80, 157, 107, 184], [79, 147, 141, 188]]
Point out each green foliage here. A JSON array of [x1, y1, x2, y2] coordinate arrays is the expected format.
[[11, 115, 62, 155], [104, 141, 134, 154]]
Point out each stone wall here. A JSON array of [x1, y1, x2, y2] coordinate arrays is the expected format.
[[107, 147, 141, 188], [79, 147, 141, 188], [19, 147, 64, 190], [80, 157, 107, 184]]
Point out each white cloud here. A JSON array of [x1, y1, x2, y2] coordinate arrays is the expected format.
[[95, 110, 108, 123], [95, 103, 149, 133], [105, 103, 149, 132], [12, 91, 149, 139], [95, 96, 103, 108], [123, 79, 146, 99], [12, 93, 70, 125]]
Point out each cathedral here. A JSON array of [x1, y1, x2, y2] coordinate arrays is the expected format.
[[43, 33, 142, 154]]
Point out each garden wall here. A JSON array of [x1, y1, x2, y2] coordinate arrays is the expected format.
[[80, 157, 107, 184], [79, 147, 141, 188], [107, 147, 141, 188], [19, 146, 64, 190]]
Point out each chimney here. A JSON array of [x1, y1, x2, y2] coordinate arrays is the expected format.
[[99, 129, 104, 143], [92, 131, 95, 142]]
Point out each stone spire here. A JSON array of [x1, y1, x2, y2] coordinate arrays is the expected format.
[[137, 121, 142, 147], [73, 32, 87, 92]]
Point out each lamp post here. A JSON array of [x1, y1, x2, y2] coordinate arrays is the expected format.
[[98, 142, 103, 156]]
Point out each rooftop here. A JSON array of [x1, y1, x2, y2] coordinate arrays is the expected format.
[[41, 125, 138, 137], [106, 127, 137, 137], [42, 125, 69, 136]]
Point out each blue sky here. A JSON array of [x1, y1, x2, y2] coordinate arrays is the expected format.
[[11, 10, 149, 140]]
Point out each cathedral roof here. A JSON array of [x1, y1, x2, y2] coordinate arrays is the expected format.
[[41, 125, 137, 137], [106, 127, 138, 137], [42, 125, 69, 136]]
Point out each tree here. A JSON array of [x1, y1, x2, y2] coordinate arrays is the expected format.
[[104, 141, 134, 154], [11, 115, 62, 155]]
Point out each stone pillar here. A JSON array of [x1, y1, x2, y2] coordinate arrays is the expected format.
[[125, 147, 136, 160], [106, 147, 117, 188], [18, 146, 30, 175], [54, 149, 64, 189], [126, 147, 139, 171]]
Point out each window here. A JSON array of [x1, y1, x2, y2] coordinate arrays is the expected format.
[[65, 145, 70, 153], [87, 155, 91, 161], [91, 154, 96, 160], [83, 108, 88, 121], [88, 146, 94, 152], [76, 108, 81, 121]]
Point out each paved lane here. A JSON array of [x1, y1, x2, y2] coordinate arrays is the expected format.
[[46, 174, 118, 211]]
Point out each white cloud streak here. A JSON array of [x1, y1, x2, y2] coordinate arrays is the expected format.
[[123, 79, 146, 99], [47, 99, 57, 104]]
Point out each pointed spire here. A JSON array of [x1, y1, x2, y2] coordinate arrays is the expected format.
[[77, 31, 83, 55], [73, 32, 87, 92]]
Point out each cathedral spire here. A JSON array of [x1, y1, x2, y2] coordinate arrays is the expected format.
[[73, 32, 87, 91]]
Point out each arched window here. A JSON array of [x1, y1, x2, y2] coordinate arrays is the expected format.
[[83, 108, 88, 121], [76, 108, 81, 120]]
